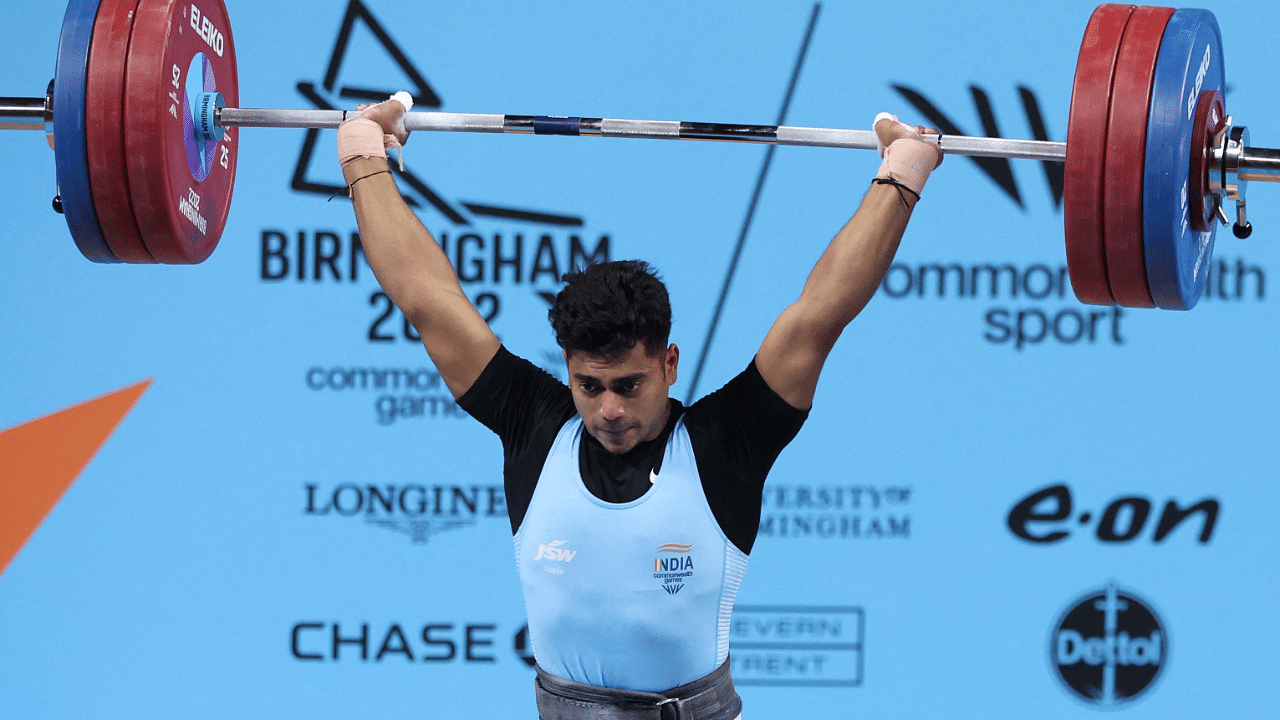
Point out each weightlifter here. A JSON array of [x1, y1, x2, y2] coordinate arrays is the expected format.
[[335, 94, 941, 720]]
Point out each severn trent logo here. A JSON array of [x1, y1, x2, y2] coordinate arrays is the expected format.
[[1049, 583, 1168, 709]]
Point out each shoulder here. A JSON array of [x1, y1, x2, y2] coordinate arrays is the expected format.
[[686, 359, 809, 433], [457, 345, 575, 437]]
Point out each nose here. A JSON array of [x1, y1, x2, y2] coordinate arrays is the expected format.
[[598, 391, 626, 423]]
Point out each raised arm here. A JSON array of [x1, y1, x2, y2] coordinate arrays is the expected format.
[[756, 115, 942, 410], [339, 98, 500, 398]]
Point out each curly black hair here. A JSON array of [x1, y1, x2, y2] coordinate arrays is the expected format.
[[549, 260, 672, 357]]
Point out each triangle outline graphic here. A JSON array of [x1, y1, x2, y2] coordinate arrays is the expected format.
[[323, 0, 442, 107], [289, 0, 586, 228]]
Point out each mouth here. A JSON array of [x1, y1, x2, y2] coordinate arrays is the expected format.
[[596, 426, 636, 443]]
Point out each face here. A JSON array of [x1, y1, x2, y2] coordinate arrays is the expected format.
[[565, 343, 679, 454]]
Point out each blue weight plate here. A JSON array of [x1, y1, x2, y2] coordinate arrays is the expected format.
[[1142, 8, 1224, 309], [54, 0, 119, 263]]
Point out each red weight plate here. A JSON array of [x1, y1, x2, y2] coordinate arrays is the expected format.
[[1189, 90, 1225, 233], [1101, 5, 1174, 308], [124, 0, 238, 264], [1064, 4, 1134, 306], [87, 0, 154, 263]]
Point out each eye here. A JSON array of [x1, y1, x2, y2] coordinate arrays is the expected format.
[[578, 381, 602, 395]]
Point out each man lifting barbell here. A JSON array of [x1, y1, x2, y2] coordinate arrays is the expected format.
[[335, 94, 940, 720]]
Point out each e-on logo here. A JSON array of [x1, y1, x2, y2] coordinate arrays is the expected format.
[[1049, 583, 1168, 709]]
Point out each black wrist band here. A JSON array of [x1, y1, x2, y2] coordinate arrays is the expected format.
[[330, 169, 393, 201], [348, 169, 392, 192], [872, 176, 921, 202]]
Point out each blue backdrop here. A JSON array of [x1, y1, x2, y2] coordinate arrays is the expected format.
[[2, 1, 1276, 717]]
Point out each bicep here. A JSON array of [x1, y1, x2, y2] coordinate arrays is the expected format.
[[405, 291, 502, 399], [755, 302, 837, 411]]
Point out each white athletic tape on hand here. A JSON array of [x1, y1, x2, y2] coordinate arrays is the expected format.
[[383, 92, 411, 171], [873, 112, 896, 157], [337, 117, 388, 166], [873, 112, 939, 196], [877, 139, 939, 196], [337, 92, 413, 169]]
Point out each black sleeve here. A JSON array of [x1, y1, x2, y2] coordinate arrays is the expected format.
[[456, 346, 575, 533], [684, 360, 808, 554]]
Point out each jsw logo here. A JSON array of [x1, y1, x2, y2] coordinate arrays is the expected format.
[[535, 540, 577, 563]]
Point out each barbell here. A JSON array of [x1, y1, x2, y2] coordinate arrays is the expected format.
[[2, 0, 1278, 310]]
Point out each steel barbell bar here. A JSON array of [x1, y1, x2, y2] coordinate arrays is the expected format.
[[9, 95, 1280, 179], [216, 106, 1070, 161]]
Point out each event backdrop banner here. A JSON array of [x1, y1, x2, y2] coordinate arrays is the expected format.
[[1, 1, 1275, 718]]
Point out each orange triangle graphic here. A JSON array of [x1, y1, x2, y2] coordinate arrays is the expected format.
[[0, 379, 152, 577]]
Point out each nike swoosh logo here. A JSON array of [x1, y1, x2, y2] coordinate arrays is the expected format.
[[650, 469, 658, 484]]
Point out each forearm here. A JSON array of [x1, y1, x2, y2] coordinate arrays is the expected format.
[[756, 182, 917, 409], [794, 182, 916, 346], [342, 157, 462, 317]]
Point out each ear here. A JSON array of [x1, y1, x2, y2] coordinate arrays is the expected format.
[[664, 344, 679, 386]]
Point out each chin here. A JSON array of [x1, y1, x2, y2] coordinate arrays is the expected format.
[[601, 439, 633, 454], [593, 429, 636, 454]]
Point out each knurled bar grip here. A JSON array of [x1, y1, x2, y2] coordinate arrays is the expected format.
[[216, 107, 1070, 161]]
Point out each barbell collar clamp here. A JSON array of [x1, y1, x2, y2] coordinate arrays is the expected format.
[[1224, 124, 1250, 201], [194, 92, 226, 143], [1205, 122, 1269, 236]]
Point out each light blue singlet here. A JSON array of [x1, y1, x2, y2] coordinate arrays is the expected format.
[[514, 416, 749, 692]]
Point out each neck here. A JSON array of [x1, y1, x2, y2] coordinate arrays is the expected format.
[[644, 399, 673, 443]]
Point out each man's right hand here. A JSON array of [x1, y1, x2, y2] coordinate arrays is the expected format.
[[354, 93, 411, 150], [872, 113, 942, 197], [337, 92, 412, 168]]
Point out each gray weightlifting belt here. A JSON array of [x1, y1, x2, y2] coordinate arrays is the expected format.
[[534, 658, 742, 720]]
